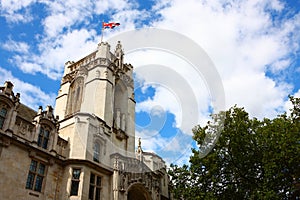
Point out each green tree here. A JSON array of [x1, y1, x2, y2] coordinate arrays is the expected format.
[[169, 97, 300, 199]]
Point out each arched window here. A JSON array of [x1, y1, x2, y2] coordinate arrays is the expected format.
[[93, 142, 100, 162], [0, 107, 8, 129], [37, 127, 50, 149]]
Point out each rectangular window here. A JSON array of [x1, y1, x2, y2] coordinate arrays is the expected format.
[[70, 168, 81, 196], [26, 160, 46, 192], [37, 127, 50, 149], [93, 143, 100, 162], [0, 107, 7, 129], [89, 173, 101, 200]]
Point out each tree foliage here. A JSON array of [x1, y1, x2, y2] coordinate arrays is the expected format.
[[169, 97, 300, 199]]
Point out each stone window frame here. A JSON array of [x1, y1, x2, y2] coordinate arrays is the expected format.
[[93, 142, 101, 162], [70, 168, 81, 196], [88, 172, 102, 200], [37, 125, 51, 150], [0, 106, 8, 129], [25, 159, 47, 192], [93, 135, 106, 163]]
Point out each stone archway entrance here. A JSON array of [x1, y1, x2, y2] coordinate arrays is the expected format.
[[127, 183, 152, 200]]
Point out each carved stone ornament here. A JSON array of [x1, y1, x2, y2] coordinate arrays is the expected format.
[[120, 74, 134, 88], [115, 129, 128, 141], [62, 70, 76, 83], [77, 65, 88, 77], [100, 58, 107, 65], [97, 124, 104, 135]]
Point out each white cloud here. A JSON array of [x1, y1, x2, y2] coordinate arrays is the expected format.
[[0, 0, 36, 23], [36, 28, 99, 79], [270, 59, 291, 73], [127, 50, 212, 135], [42, 0, 94, 38], [136, 129, 193, 165], [2, 39, 30, 54], [150, 0, 300, 120]]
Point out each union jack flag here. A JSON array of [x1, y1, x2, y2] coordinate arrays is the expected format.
[[102, 22, 120, 29]]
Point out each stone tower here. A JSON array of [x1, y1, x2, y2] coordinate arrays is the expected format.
[[55, 41, 136, 161]]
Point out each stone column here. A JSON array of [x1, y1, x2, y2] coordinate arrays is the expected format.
[[113, 156, 119, 200]]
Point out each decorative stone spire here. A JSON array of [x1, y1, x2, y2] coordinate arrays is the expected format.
[[137, 138, 143, 154], [136, 138, 143, 161], [3, 81, 13, 96], [114, 41, 124, 69]]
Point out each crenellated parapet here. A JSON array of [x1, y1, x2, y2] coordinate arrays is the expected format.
[[61, 41, 134, 87]]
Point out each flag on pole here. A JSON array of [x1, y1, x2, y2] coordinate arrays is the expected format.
[[102, 22, 120, 29], [101, 22, 120, 42]]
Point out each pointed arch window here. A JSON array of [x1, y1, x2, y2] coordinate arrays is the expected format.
[[0, 107, 7, 129], [66, 77, 84, 116]]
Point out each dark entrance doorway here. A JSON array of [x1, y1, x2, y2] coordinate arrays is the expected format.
[[127, 183, 151, 200]]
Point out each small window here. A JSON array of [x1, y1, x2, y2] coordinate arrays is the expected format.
[[37, 127, 50, 149], [0, 107, 7, 129], [93, 143, 100, 162], [25, 160, 46, 192], [89, 173, 101, 200], [70, 168, 81, 196]]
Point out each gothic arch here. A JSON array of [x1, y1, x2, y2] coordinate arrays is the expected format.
[[66, 76, 84, 116], [127, 182, 152, 200]]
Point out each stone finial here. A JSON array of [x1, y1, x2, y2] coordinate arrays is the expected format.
[[3, 81, 13, 96], [38, 106, 43, 115], [114, 41, 124, 69], [46, 105, 53, 118], [136, 138, 143, 154], [115, 41, 123, 58], [113, 156, 119, 170]]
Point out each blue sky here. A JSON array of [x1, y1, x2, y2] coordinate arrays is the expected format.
[[1, 0, 300, 165]]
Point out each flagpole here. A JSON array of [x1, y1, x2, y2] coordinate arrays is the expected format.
[[101, 21, 104, 43]]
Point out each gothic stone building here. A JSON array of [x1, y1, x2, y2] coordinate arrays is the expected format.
[[0, 41, 171, 200]]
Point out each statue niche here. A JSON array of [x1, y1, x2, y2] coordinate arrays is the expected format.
[[113, 80, 127, 132]]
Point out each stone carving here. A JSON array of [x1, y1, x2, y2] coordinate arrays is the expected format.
[[77, 65, 88, 77], [120, 74, 134, 88], [104, 69, 108, 78], [96, 70, 100, 78], [100, 58, 107, 65]]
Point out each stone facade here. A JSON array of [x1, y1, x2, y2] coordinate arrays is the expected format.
[[0, 42, 171, 200]]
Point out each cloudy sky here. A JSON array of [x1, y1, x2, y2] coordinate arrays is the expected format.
[[1, 0, 300, 165]]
